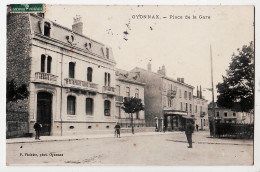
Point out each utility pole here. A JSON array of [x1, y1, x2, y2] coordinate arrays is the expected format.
[[210, 44, 216, 138]]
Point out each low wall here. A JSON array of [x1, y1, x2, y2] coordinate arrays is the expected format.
[[6, 111, 29, 138]]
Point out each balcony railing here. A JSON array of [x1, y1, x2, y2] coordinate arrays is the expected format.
[[64, 78, 98, 91], [102, 86, 116, 95], [35, 72, 58, 84], [115, 96, 123, 102]]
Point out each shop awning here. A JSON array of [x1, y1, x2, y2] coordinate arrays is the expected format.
[[164, 110, 188, 116]]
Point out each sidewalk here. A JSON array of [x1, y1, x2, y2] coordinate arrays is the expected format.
[[6, 131, 253, 146], [6, 131, 179, 144]]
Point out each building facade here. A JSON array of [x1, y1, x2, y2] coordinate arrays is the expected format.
[[131, 63, 197, 131], [208, 103, 254, 124], [7, 13, 118, 137], [115, 69, 145, 128], [193, 87, 209, 130]]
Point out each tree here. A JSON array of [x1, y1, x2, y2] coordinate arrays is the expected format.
[[216, 42, 254, 112], [122, 97, 144, 134], [7, 79, 29, 103]]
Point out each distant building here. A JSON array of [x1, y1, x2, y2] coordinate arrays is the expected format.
[[115, 69, 145, 128], [193, 86, 209, 130], [208, 103, 254, 124], [7, 13, 117, 137], [132, 63, 197, 131]]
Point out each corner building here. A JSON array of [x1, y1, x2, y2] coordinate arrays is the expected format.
[[7, 13, 117, 136], [131, 63, 195, 131]]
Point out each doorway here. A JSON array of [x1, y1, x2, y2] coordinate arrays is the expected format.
[[37, 92, 52, 136]]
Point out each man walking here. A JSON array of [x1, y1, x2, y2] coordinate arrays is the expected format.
[[185, 120, 194, 148], [196, 124, 199, 132], [33, 120, 42, 140]]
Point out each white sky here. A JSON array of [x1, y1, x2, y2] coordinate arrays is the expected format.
[[45, 5, 254, 102]]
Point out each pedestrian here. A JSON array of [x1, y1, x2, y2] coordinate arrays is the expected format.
[[114, 123, 121, 138], [185, 120, 194, 148], [196, 124, 199, 132], [33, 120, 42, 140]]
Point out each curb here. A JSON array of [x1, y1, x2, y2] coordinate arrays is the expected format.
[[6, 132, 178, 144], [166, 139, 253, 146]]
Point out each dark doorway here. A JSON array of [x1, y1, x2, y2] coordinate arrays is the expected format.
[[37, 92, 52, 136]]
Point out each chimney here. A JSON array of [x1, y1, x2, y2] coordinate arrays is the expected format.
[[181, 78, 184, 83], [147, 62, 151, 71], [177, 78, 180, 82], [200, 85, 202, 99], [72, 15, 83, 34], [197, 86, 199, 97], [161, 65, 166, 75]]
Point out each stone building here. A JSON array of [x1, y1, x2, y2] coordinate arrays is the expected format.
[[208, 103, 254, 124], [193, 86, 209, 130], [131, 63, 195, 131], [7, 13, 117, 137], [115, 69, 145, 128]]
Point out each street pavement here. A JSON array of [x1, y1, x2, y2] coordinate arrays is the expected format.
[[6, 131, 253, 166]]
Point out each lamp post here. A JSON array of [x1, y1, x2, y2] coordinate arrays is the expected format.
[[210, 45, 216, 138]]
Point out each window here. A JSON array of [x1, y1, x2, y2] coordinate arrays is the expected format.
[[184, 91, 187, 99], [41, 55, 52, 73], [224, 112, 227, 117], [87, 67, 93, 82], [44, 22, 51, 37], [69, 62, 75, 78], [217, 112, 219, 117], [200, 106, 202, 113], [104, 72, 110, 86], [135, 88, 139, 98], [126, 87, 130, 97], [67, 96, 76, 115], [195, 105, 197, 113], [190, 104, 192, 112], [41, 55, 46, 72], [185, 103, 188, 112], [179, 89, 182, 98], [233, 112, 236, 117], [204, 119, 206, 126], [86, 98, 93, 115], [47, 56, 52, 73], [189, 92, 192, 100], [104, 100, 111, 116], [106, 48, 109, 59], [180, 102, 183, 110], [116, 85, 120, 95], [136, 111, 139, 119], [163, 97, 167, 107], [117, 106, 121, 119], [168, 98, 172, 107]]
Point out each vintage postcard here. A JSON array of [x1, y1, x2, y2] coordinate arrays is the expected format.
[[5, 4, 256, 169]]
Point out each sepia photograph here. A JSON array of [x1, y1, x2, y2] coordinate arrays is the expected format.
[[4, 2, 258, 169]]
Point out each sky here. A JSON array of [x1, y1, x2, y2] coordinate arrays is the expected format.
[[45, 5, 254, 102]]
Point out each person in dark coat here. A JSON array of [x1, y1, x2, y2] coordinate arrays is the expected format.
[[114, 123, 121, 138], [185, 120, 194, 148], [196, 124, 199, 132], [33, 121, 42, 140]]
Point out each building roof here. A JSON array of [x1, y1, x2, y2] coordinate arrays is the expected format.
[[29, 14, 116, 64], [131, 67, 194, 89], [116, 68, 145, 86]]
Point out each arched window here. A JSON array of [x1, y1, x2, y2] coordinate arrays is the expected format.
[[104, 100, 111, 116], [67, 95, 76, 115], [47, 56, 52, 73], [44, 22, 51, 37], [69, 62, 75, 78], [126, 87, 130, 97], [86, 98, 93, 115], [135, 88, 139, 98], [41, 55, 46, 72], [87, 67, 93, 82]]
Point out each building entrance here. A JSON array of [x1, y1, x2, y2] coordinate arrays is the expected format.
[[37, 92, 52, 136]]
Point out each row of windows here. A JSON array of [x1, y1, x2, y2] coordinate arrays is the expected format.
[[116, 85, 140, 98], [67, 95, 111, 116], [216, 112, 236, 117], [40, 55, 112, 85]]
